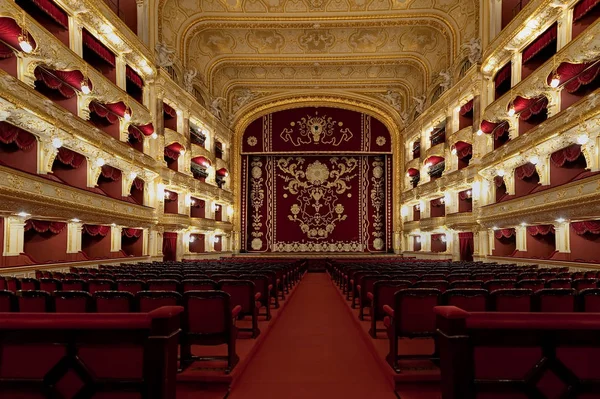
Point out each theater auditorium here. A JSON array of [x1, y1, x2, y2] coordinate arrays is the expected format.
[[0, 0, 600, 397]]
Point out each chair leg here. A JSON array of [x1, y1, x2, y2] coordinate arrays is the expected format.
[[385, 329, 400, 373], [252, 309, 261, 339], [265, 295, 272, 320], [226, 337, 240, 375]]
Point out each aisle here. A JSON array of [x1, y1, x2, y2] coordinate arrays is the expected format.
[[228, 273, 396, 399]]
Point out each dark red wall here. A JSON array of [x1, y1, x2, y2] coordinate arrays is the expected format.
[[0, 140, 38, 174], [121, 235, 143, 257], [51, 158, 88, 190], [189, 234, 205, 253], [23, 228, 68, 263], [82, 233, 111, 259], [568, 226, 600, 263], [493, 236, 516, 256]]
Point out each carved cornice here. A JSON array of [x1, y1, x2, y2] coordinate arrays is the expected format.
[[158, 213, 192, 229], [448, 126, 474, 146], [445, 212, 477, 230], [419, 216, 446, 231], [0, 166, 156, 227], [477, 174, 600, 228], [158, 169, 234, 203], [403, 220, 420, 232], [402, 166, 477, 200]]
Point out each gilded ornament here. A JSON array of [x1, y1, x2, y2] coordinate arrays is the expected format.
[[247, 136, 258, 147]]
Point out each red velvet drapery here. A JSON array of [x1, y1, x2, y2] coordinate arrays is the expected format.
[[515, 163, 537, 180], [522, 24, 557, 63], [458, 232, 474, 261], [407, 168, 419, 177], [481, 120, 509, 139], [89, 101, 125, 124], [35, 67, 91, 98], [425, 156, 444, 166], [458, 190, 472, 200], [126, 66, 143, 88], [571, 220, 600, 235], [24, 220, 66, 234], [0, 122, 36, 150], [551, 144, 582, 167], [82, 29, 115, 66], [128, 123, 153, 142], [574, 0, 600, 21], [459, 100, 474, 115], [495, 63, 511, 88], [133, 177, 144, 190], [453, 141, 472, 159], [122, 228, 142, 238], [29, 0, 69, 28], [495, 228, 515, 239], [164, 143, 182, 160], [216, 168, 228, 177], [164, 190, 178, 201], [0, 17, 37, 55], [100, 164, 121, 181], [511, 96, 549, 120], [82, 224, 110, 236], [163, 232, 177, 261], [549, 60, 600, 93], [163, 102, 176, 118], [431, 198, 444, 207], [55, 147, 85, 168], [192, 156, 211, 167], [527, 225, 555, 236]]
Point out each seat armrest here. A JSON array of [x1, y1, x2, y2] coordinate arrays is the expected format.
[[383, 305, 394, 318], [231, 305, 242, 318], [254, 292, 261, 301], [268, 284, 273, 290], [367, 292, 374, 300], [356, 285, 361, 292]]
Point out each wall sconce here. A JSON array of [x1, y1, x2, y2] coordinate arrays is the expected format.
[[213, 203, 219, 212], [441, 235, 447, 243], [213, 236, 220, 244], [129, 171, 137, 179], [415, 236, 421, 243], [95, 158, 105, 167], [52, 138, 63, 148], [189, 235, 196, 243]]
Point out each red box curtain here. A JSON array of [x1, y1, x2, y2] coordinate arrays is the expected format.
[[495, 228, 515, 239], [512, 96, 548, 121], [34, 67, 90, 98], [122, 228, 142, 238], [571, 220, 600, 235], [126, 66, 144, 88], [522, 24, 557, 63], [481, 120, 509, 139], [164, 190, 177, 201], [0, 17, 36, 56], [551, 144, 582, 167], [494, 176, 505, 187], [132, 177, 144, 190], [128, 123, 154, 142], [83, 224, 110, 236], [29, 0, 68, 28], [164, 143, 181, 160], [551, 60, 600, 93], [100, 165, 121, 181], [459, 99, 474, 115], [458, 232, 474, 261], [24, 220, 66, 234], [56, 147, 85, 168], [515, 163, 537, 180], [0, 122, 36, 150], [494, 63, 511, 88], [574, 0, 600, 21], [458, 190, 472, 200], [163, 103, 176, 118], [453, 141, 472, 159], [82, 29, 115, 66], [527, 225, 555, 236]]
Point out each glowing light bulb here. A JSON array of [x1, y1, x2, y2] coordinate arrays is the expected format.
[[521, 222, 527, 226], [123, 110, 131, 121], [507, 105, 516, 117], [18, 34, 33, 53], [426, 162, 433, 168], [451, 148, 457, 155], [179, 149, 185, 155], [455, 105, 461, 113], [51, 138, 63, 148], [80, 80, 91, 95], [95, 158, 105, 167], [441, 235, 447, 243], [466, 190, 472, 197], [406, 172, 410, 178], [497, 169, 505, 177], [151, 132, 158, 139], [16, 211, 30, 217], [415, 236, 421, 243], [213, 236, 219, 244], [530, 156, 539, 165], [550, 73, 560, 88], [476, 129, 483, 136], [577, 134, 589, 145], [129, 171, 137, 179], [556, 218, 566, 223], [189, 235, 196, 243], [71, 218, 81, 223]]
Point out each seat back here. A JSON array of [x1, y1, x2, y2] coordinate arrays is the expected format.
[[442, 289, 488, 311], [17, 291, 51, 312], [421, 274, 446, 281], [182, 279, 218, 292], [94, 291, 135, 313], [579, 288, 600, 312], [239, 274, 270, 304], [39, 278, 61, 293], [116, 279, 146, 295], [393, 288, 441, 337], [19, 278, 39, 291], [53, 291, 92, 313], [87, 279, 114, 294], [484, 279, 515, 292], [573, 278, 598, 292], [447, 274, 470, 282], [516, 279, 545, 292], [218, 280, 255, 314], [534, 288, 576, 312], [546, 278, 572, 289], [359, 274, 388, 300], [210, 274, 238, 282], [136, 291, 182, 312], [412, 280, 448, 292], [0, 290, 16, 312], [489, 289, 533, 312], [183, 291, 233, 336], [147, 279, 180, 292], [449, 280, 483, 289]]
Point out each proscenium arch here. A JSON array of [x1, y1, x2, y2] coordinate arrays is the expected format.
[[230, 94, 404, 253]]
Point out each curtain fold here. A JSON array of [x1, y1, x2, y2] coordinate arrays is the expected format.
[[55, 147, 85, 168], [571, 220, 600, 235], [30, 0, 69, 28], [407, 167, 419, 177], [494, 175, 505, 188], [495, 63, 511, 88], [126, 66, 143, 88], [555, 61, 600, 93], [24, 220, 66, 234], [515, 163, 537, 180], [100, 164, 121, 181], [458, 190, 472, 200], [458, 232, 474, 261], [459, 99, 474, 115], [164, 190, 178, 201], [481, 120, 509, 139], [495, 228, 516, 239], [133, 177, 144, 191], [574, 0, 600, 21], [82, 29, 115, 66], [550, 144, 582, 167], [83, 224, 110, 237], [34, 67, 90, 98], [522, 24, 557, 63], [122, 228, 142, 238], [0, 121, 36, 150], [0, 17, 36, 52], [527, 225, 555, 236], [163, 102, 176, 118], [453, 141, 472, 159], [89, 101, 120, 124], [163, 232, 178, 261], [430, 198, 444, 207]]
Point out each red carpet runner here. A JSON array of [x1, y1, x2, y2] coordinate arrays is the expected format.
[[228, 273, 397, 399]]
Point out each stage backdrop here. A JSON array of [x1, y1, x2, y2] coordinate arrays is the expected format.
[[241, 107, 392, 253]]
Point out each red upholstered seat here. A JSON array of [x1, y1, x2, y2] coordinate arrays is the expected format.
[[489, 289, 533, 312], [573, 278, 598, 292], [137, 273, 159, 282], [6, 277, 18, 292], [357, 274, 389, 320], [442, 289, 488, 311], [53, 291, 92, 313], [39, 278, 61, 293], [147, 279, 180, 292], [0, 277, 6, 291], [538, 272, 558, 281], [369, 280, 414, 336], [239, 274, 272, 321], [0, 290, 17, 312], [93, 291, 135, 313], [136, 291, 181, 312], [219, 280, 261, 338], [117, 279, 146, 295], [182, 279, 218, 292], [517, 279, 545, 292], [161, 273, 183, 281], [449, 280, 483, 289], [472, 273, 495, 282], [17, 290, 51, 312], [181, 291, 240, 374], [384, 288, 441, 373], [20, 278, 40, 291], [421, 274, 446, 281], [349, 271, 378, 307], [87, 279, 114, 294], [412, 280, 448, 292], [484, 279, 516, 292], [534, 288, 576, 312], [446, 274, 471, 282], [546, 278, 572, 289], [210, 274, 238, 282], [496, 273, 519, 281], [579, 288, 600, 312]]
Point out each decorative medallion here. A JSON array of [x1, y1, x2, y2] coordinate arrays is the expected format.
[[280, 112, 353, 146], [247, 136, 258, 146], [376, 136, 386, 146]]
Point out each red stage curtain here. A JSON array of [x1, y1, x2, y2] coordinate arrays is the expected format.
[[495, 63, 511, 88], [571, 220, 600, 235], [55, 147, 85, 168], [126, 66, 143, 88], [574, 0, 600, 21], [459, 99, 474, 115], [83, 224, 110, 236], [35, 67, 90, 98], [24, 219, 66, 234], [551, 144, 582, 167], [453, 141, 472, 159], [0, 17, 36, 53], [163, 232, 177, 261], [522, 24, 557, 63], [163, 102, 176, 118], [0, 122, 36, 150], [515, 163, 537, 180], [82, 29, 115, 66], [100, 164, 121, 181], [133, 177, 144, 190], [164, 190, 177, 201], [122, 228, 142, 238], [481, 120, 509, 139], [527, 225, 555, 236], [30, 0, 69, 28], [495, 228, 515, 239], [458, 232, 474, 261], [494, 175, 505, 187]]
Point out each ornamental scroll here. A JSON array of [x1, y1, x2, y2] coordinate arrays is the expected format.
[[243, 155, 389, 253]]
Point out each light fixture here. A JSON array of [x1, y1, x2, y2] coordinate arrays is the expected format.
[[415, 236, 421, 243], [451, 147, 457, 155], [492, 226, 499, 231], [18, 32, 33, 53], [129, 171, 137, 179], [213, 203, 219, 212], [556, 217, 566, 223], [70, 218, 81, 223], [455, 105, 461, 113], [80, 76, 91, 95], [406, 172, 410, 178], [179, 149, 185, 155], [164, 191, 170, 199], [440, 198, 445, 204], [529, 155, 539, 165], [415, 204, 420, 211], [111, 223, 116, 227], [466, 190, 472, 197], [507, 102, 516, 117], [16, 211, 30, 217], [51, 138, 63, 148], [426, 162, 433, 168], [213, 236, 220, 244], [577, 134, 589, 145], [521, 222, 527, 226], [441, 235, 447, 243], [189, 235, 196, 243], [151, 132, 158, 139], [497, 169, 505, 177], [190, 199, 196, 206], [476, 129, 483, 136], [123, 108, 132, 122], [550, 72, 560, 88], [95, 158, 105, 167]]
